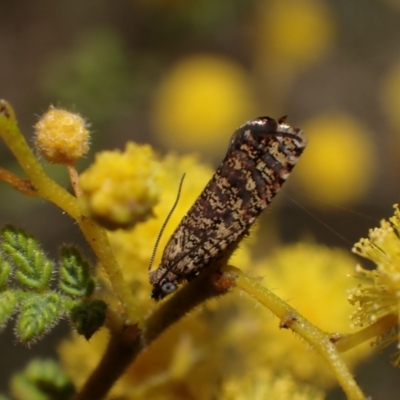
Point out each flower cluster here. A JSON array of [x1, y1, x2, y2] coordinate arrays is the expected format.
[[79, 142, 161, 229], [349, 205, 400, 365]]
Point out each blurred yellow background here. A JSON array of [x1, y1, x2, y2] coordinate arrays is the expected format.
[[1, 1, 400, 398]]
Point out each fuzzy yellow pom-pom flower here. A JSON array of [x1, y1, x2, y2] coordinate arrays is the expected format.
[[151, 55, 255, 157], [79, 142, 161, 230], [295, 113, 374, 206], [349, 205, 400, 365], [34, 107, 90, 164]]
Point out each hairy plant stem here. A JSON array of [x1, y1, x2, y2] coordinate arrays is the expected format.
[[334, 313, 397, 352]]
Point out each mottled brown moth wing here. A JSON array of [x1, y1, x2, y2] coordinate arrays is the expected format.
[[149, 116, 307, 300]]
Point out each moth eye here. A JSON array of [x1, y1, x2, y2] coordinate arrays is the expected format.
[[161, 281, 177, 294]]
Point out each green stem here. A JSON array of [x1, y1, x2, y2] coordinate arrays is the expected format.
[[334, 313, 397, 352], [77, 218, 141, 325]]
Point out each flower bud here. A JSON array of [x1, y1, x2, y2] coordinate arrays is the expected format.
[[34, 107, 90, 164]]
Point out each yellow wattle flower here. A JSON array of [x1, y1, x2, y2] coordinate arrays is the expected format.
[[79, 142, 161, 230], [34, 107, 90, 164], [349, 204, 400, 366]]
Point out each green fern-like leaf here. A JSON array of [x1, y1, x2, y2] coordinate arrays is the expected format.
[[0, 225, 106, 343], [17, 293, 62, 344], [59, 246, 95, 297], [1, 226, 53, 290], [11, 359, 75, 400], [0, 256, 12, 287], [0, 290, 17, 330], [71, 299, 107, 340]]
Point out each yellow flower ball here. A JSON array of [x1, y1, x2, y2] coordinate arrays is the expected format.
[[381, 59, 400, 132], [34, 107, 90, 164], [79, 142, 161, 230], [351, 205, 400, 326], [255, 0, 335, 69], [295, 113, 374, 206], [151, 55, 255, 156]]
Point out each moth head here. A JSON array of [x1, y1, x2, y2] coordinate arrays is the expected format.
[[150, 280, 177, 301], [232, 116, 307, 151], [149, 268, 179, 300]]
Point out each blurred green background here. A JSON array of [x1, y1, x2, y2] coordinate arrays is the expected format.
[[0, 0, 400, 398]]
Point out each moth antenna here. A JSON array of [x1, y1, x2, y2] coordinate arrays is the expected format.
[[148, 173, 186, 271]]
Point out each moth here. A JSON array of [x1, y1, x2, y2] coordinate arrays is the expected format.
[[149, 116, 307, 300]]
